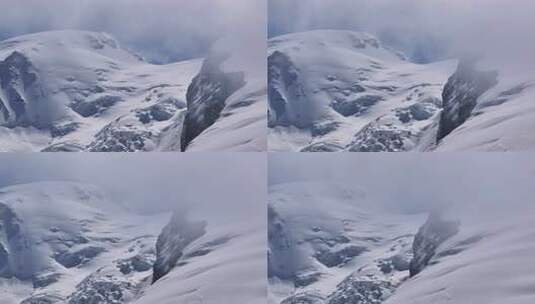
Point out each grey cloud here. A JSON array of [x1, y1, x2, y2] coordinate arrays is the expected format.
[[269, 0, 535, 63], [0, 0, 266, 63], [0, 153, 266, 222], [269, 153, 535, 215]]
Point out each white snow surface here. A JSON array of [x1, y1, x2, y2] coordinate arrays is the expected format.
[[386, 205, 535, 304], [268, 30, 455, 152], [0, 181, 266, 303], [0, 30, 201, 152], [269, 180, 535, 304], [0, 30, 266, 152], [268, 181, 425, 304], [0, 181, 168, 303], [135, 218, 266, 304]]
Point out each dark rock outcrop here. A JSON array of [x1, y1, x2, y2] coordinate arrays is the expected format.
[[301, 142, 344, 152], [71, 95, 123, 118], [32, 272, 62, 288], [348, 122, 411, 152], [268, 51, 306, 128], [180, 54, 245, 151], [315, 245, 367, 268], [54, 246, 106, 268], [0, 202, 28, 279], [437, 58, 498, 141], [267, 205, 294, 280], [67, 271, 135, 304], [281, 292, 325, 304], [152, 212, 206, 283], [0, 51, 43, 128], [87, 120, 153, 152], [326, 278, 393, 304], [331, 95, 383, 117], [117, 254, 153, 275], [21, 295, 64, 304], [409, 212, 459, 277]]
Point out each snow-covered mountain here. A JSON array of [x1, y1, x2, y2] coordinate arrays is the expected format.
[[268, 30, 455, 152], [268, 181, 425, 304], [0, 182, 166, 303], [0, 30, 265, 152], [0, 181, 266, 304], [268, 181, 535, 304], [268, 30, 535, 152]]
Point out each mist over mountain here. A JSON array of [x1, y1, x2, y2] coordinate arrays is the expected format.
[[1, 0, 265, 64], [0, 154, 266, 304], [269, 0, 535, 63], [269, 153, 535, 304]]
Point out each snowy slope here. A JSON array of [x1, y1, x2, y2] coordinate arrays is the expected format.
[[0, 30, 201, 152], [268, 181, 424, 304], [268, 30, 455, 152], [269, 180, 535, 304], [0, 182, 167, 304], [433, 57, 535, 151], [136, 213, 266, 304], [386, 206, 535, 304], [0, 30, 265, 152], [0, 181, 266, 304]]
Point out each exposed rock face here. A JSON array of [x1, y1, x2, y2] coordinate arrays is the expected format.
[[437, 58, 498, 141], [21, 295, 64, 304], [117, 254, 154, 275], [180, 54, 245, 151], [409, 212, 460, 277], [348, 122, 412, 152], [67, 271, 137, 304], [0, 202, 31, 280], [152, 212, 206, 283], [281, 292, 325, 304], [301, 142, 344, 152], [268, 51, 306, 128], [71, 95, 123, 118], [326, 278, 394, 304], [87, 121, 154, 152], [32, 272, 62, 288], [314, 245, 368, 268], [267, 205, 295, 281], [0, 51, 43, 128], [331, 95, 383, 117], [54, 246, 106, 268]]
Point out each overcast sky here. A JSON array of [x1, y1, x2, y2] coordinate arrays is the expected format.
[[0, 153, 266, 222], [269, 0, 535, 63], [269, 153, 535, 215], [0, 0, 266, 64]]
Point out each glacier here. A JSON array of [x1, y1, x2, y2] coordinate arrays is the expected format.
[[0, 30, 266, 152]]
